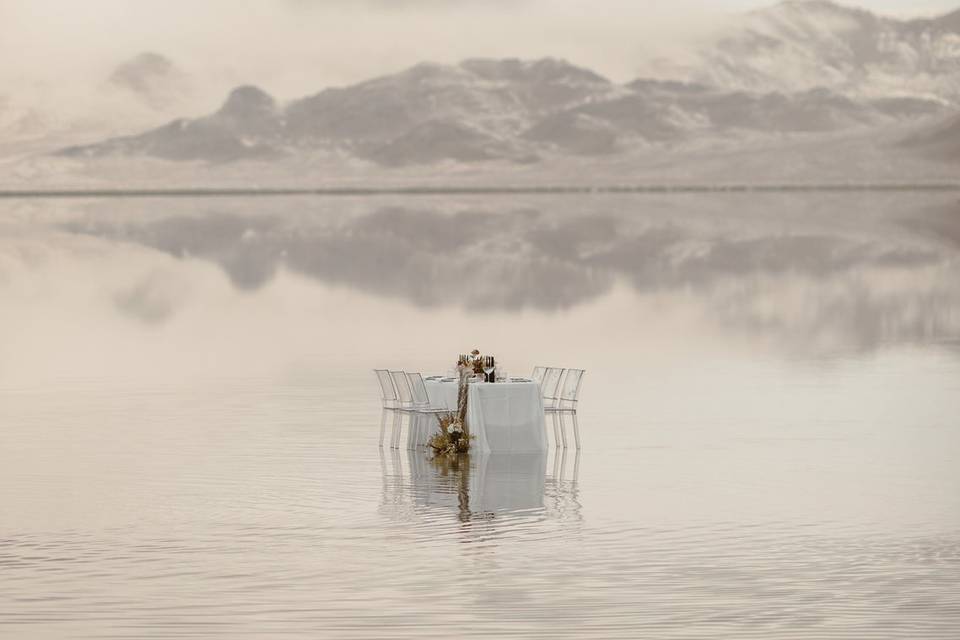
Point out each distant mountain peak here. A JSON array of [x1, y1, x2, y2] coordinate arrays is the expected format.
[[459, 57, 611, 86], [775, 0, 855, 10], [768, 0, 875, 16], [751, 0, 882, 28], [679, 0, 960, 100], [217, 85, 276, 118]]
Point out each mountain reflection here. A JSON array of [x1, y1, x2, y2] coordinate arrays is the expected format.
[[61, 196, 960, 351]]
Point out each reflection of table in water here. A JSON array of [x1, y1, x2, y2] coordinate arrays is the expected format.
[[408, 452, 548, 516], [421, 380, 547, 454], [379, 449, 582, 524]]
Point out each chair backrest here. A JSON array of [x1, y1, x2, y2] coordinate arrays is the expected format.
[[374, 369, 397, 406], [390, 370, 414, 406], [559, 368, 584, 405], [540, 367, 565, 407], [531, 366, 546, 384], [406, 372, 431, 406]]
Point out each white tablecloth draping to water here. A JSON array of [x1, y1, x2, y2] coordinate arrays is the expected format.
[[416, 380, 547, 454]]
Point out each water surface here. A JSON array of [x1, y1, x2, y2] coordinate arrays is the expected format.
[[1, 193, 959, 638]]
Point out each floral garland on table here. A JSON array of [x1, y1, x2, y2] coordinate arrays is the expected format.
[[427, 349, 481, 456]]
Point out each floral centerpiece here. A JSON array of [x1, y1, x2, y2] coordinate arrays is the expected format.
[[427, 411, 472, 455], [457, 349, 485, 377]]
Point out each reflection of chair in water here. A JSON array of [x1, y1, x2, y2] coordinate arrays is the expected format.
[[378, 448, 418, 521], [544, 447, 583, 522], [544, 368, 585, 450]]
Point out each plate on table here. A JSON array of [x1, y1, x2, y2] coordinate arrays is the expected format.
[[509, 377, 532, 383]]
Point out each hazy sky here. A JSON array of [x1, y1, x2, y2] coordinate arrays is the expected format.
[[1, 0, 958, 114]]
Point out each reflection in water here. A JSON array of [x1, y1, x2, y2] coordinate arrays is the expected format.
[[545, 448, 582, 523], [56, 193, 960, 353], [380, 449, 581, 526], [422, 453, 482, 523], [2, 187, 960, 638]]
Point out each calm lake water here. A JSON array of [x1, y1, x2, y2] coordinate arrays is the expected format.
[[1, 193, 959, 638]]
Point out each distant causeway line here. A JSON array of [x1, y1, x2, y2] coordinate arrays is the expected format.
[[2, 184, 960, 198]]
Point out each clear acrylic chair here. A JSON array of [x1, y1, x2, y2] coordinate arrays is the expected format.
[[545, 368, 585, 449], [374, 369, 400, 447], [531, 366, 546, 385], [406, 372, 449, 448], [389, 370, 419, 449], [539, 367, 566, 448]]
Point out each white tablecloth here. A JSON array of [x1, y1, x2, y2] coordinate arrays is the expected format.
[[419, 379, 547, 454]]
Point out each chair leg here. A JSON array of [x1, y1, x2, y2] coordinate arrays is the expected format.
[[421, 415, 435, 448], [379, 409, 388, 447], [379, 447, 388, 487], [391, 448, 403, 479], [409, 414, 420, 450], [391, 412, 402, 449], [554, 412, 567, 448], [572, 411, 581, 450]]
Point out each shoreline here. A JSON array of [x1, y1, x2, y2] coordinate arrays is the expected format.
[[3, 183, 960, 198]]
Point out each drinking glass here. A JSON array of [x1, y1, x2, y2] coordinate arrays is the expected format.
[[483, 357, 494, 383]]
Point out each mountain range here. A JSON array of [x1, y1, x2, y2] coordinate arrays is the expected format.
[[677, 0, 960, 98], [21, 1, 960, 176]]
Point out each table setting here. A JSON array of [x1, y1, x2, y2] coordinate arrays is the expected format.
[[375, 351, 584, 457], [378, 349, 548, 455]]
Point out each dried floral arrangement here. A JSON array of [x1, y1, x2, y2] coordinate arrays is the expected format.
[[457, 349, 485, 376], [427, 411, 473, 455], [430, 348, 485, 456]]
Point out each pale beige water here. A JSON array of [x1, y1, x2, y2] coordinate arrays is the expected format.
[[1, 193, 959, 638]]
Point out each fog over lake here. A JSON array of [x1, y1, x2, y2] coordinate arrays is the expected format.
[[1, 193, 959, 638]]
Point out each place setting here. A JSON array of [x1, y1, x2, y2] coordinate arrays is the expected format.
[[374, 349, 586, 456]]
